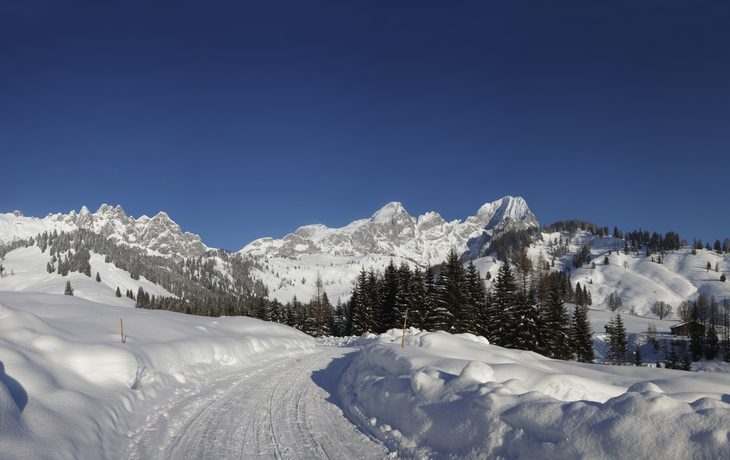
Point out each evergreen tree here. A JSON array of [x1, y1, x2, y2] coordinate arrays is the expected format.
[[366, 269, 382, 332], [608, 313, 628, 365], [688, 303, 704, 361], [379, 260, 400, 331], [633, 344, 643, 366], [115, 286, 122, 297], [575, 282, 584, 307], [571, 305, 594, 363], [423, 263, 452, 332], [64, 280, 73, 296], [307, 272, 333, 337], [350, 268, 377, 335], [492, 259, 517, 347], [269, 299, 283, 324], [96, 272, 101, 282], [394, 262, 412, 329], [293, 296, 307, 332], [705, 322, 719, 360], [512, 289, 540, 352], [606, 291, 623, 312], [464, 261, 485, 336], [544, 280, 571, 359], [435, 249, 467, 332], [705, 295, 719, 360], [137, 287, 147, 307], [722, 297, 730, 363], [407, 267, 427, 330], [332, 298, 347, 337], [255, 297, 270, 321]]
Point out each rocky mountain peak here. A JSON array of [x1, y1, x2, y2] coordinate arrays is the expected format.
[[1, 205, 207, 259], [240, 196, 539, 265], [371, 202, 409, 224]]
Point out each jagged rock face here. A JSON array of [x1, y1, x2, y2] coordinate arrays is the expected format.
[[240, 196, 539, 265], [1, 205, 207, 259]]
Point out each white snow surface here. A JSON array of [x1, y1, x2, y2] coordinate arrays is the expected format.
[[340, 329, 730, 459], [1, 275, 730, 458], [0, 290, 314, 459]]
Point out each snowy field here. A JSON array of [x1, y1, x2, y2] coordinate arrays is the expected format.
[[0, 290, 314, 459], [1, 287, 730, 458]]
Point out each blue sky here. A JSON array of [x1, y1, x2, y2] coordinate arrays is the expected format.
[[2, 0, 729, 251]]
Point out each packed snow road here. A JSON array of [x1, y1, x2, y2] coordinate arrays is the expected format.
[[125, 346, 390, 459]]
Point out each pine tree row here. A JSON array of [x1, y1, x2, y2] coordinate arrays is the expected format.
[[325, 249, 596, 362]]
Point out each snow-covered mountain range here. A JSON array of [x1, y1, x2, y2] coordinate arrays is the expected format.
[[240, 196, 538, 264], [3, 196, 729, 313], [0, 205, 207, 259]]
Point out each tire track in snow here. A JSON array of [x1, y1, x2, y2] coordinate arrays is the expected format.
[[126, 347, 389, 459]]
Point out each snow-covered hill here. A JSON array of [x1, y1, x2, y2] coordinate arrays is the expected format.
[[0, 205, 207, 259], [246, 227, 730, 316], [0, 245, 175, 303], [536, 231, 730, 316]]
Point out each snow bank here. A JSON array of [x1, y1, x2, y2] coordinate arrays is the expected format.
[[0, 291, 314, 459], [316, 335, 362, 347], [339, 329, 730, 459]]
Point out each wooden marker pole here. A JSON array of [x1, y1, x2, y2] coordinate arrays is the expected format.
[[121, 319, 124, 344], [401, 308, 409, 348]]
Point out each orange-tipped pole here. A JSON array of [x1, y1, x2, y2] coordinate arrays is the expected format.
[[121, 318, 124, 344], [401, 308, 409, 348]]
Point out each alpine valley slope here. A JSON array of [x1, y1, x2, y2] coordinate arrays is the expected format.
[[240, 197, 730, 312]]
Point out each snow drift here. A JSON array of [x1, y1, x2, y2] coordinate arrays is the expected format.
[[0, 291, 314, 460], [339, 329, 730, 459]]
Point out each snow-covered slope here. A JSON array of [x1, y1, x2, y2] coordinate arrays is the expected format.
[[0, 245, 174, 304], [248, 227, 730, 313], [538, 231, 730, 316], [0, 206, 207, 258], [0, 290, 314, 459]]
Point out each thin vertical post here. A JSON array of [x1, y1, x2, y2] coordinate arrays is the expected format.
[[401, 308, 409, 348], [121, 318, 124, 344]]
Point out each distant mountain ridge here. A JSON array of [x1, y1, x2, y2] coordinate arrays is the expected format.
[[240, 196, 539, 265], [0, 205, 207, 259]]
